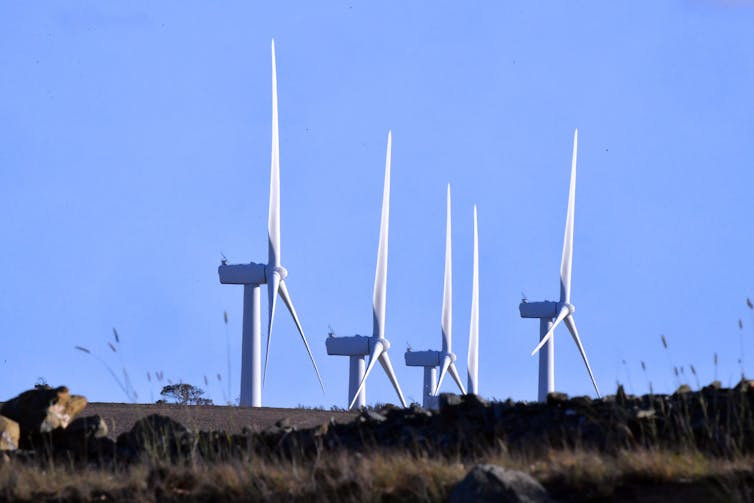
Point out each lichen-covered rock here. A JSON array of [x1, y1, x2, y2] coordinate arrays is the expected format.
[[0, 416, 19, 451], [0, 385, 87, 436], [450, 464, 552, 503]]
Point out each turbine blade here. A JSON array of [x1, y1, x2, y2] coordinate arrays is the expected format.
[[263, 271, 280, 385], [349, 341, 384, 409], [448, 362, 467, 395], [268, 39, 281, 267], [441, 184, 452, 353], [564, 315, 601, 398], [560, 129, 577, 303], [378, 350, 407, 407], [372, 131, 392, 340], [530, 305, 569, 356], [278, 280, 325, 393], [467, 205, 479, 394], [433, 354, 451, 396]]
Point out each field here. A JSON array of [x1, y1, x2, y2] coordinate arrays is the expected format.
[[84, 402, 357, 438]]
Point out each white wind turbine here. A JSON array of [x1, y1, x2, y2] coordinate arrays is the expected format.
[[218, 40, 324, 407], [519, 129, 600, 402], [326, 131, 408, 410], [405, 185, 466, 408]]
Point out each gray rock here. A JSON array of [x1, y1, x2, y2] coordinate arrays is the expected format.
[[361, 410, 387, 424], [674, 384, 692, 395], [450, 464, 551, 503], [439, 393, 463, 409]]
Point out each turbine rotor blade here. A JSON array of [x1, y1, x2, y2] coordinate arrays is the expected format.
[[560, 129, 577, 303], [448, 362, 467, 395], [263, 271, 281, 385], [530, 305, 569, 356], [564, 315, 601, 398], [278, 280, 325, 393], [268, 39, 281, 268], [372, 131, 392, 340], [441, 184, 452, 353], [378, 350, 407, 407], [349, 341, 384, 409], [467, 205, 479, 394], [433, 354, 451, 396]]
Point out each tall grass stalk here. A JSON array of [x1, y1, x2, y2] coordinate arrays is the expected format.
[[74, 346, 134, 402], [224, 310, 232, 405], [661, 335, 681, 388]]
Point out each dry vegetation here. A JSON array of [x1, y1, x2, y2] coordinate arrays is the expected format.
[[3, 446, 754, 502]]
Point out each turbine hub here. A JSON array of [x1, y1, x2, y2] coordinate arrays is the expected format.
[[267, 265, 288, 280], [564, 302, 575, 314], [378, 338, 391, 351]]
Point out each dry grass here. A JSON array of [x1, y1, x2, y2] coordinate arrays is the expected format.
[[3, 447, 754, 502]]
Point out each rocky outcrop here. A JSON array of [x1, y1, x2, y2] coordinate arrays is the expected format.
[[0, 416, 19, 451], [450, 464, 552, 503], [6, 381, 754, 468], [1, 385, 87, 437]]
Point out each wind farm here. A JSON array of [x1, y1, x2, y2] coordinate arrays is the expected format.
[[4, 3, 754, 501]]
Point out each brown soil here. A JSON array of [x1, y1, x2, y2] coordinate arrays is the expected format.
[[84, 402, 358, 439]]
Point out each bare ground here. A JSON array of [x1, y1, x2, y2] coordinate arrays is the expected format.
[[85, 402, 358, 439]]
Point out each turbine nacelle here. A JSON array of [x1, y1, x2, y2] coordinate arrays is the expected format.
[[218, 262, 267, 285], [519, 301, 574, 319], [325, 334, 371, 356], [404, 350, 456, 368]]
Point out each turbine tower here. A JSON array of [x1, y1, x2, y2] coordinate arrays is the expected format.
[[519, 129, 600, 402], [326, 132, 408, 410], [467, 205, 480, 395], [405, 185, 466, 408], [218, 40, 324, 407]]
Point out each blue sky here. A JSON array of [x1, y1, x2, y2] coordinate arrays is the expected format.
[[2, 2, 754, 407]]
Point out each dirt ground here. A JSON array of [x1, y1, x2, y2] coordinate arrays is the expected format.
[[85, 402, 358, 439]]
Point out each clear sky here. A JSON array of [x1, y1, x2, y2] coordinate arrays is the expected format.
[[2, 2, 754, 408]]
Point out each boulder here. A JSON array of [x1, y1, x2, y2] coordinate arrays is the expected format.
[[360, 410, 387, 424], [450, 464, 552, 503], [674, 384, 692, 395], [0, 416, 19, 451], [0, 385, 87, 435], [120, 414, 187, 449], [66, 415, 109, 439], [51, 415, 111, 460]]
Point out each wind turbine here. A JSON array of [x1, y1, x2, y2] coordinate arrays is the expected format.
[[519, 129, 600, 402], [326, 131, 408, 410], [218, 40, 324, 407], [405, 185, 466, 408]]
